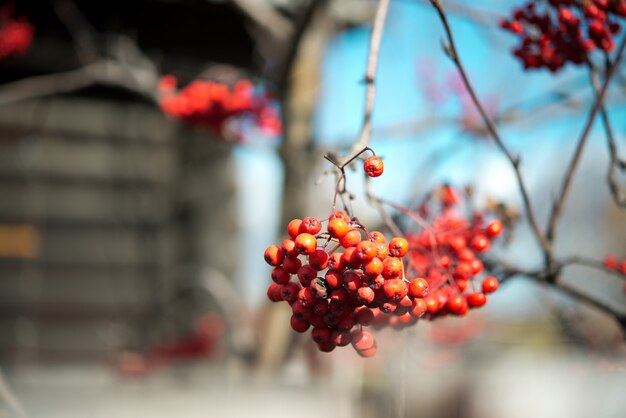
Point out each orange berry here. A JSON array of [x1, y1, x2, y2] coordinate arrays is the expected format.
[[482, 276, 499, 293], [327, 218, 349, 239], [294, 233, 317, 255], [408, 278, 429, 298], [388, 237, 409, 257], [300, 217, 322, 234], [340, 229, 362, 248], [264, 244, 284, 266], [363, 156, 384, 177], [355, 240, 377, 262], [382, 257, 403, 279], [287, 219, 302, 238]]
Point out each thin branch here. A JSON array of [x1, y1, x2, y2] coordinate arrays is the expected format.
[[588, 61, 626, 207], [428, 0, 547, 254], [345, 0, 390, 158], [548, 281, 626, 329], [322, 0, 390, 207], [545, 35, 626, 244], [559, 255, 626, 281], [0, 60, 159, 107], [499, 266, 626, 329]]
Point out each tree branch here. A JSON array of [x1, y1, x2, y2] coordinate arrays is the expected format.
[[588, 61, 626, 207], [545, 35, 626, 245], [344, 0, 390, 160], [498, 265, 626, 330], [558, 255, 626, 281], [0, 60, 159, 107], [428, 0, 547, 254]]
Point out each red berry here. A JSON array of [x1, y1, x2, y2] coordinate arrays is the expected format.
[[382, 257, 403, 279], [312, 327, 332, 344], [363, 257, 383, 277], [282, 256, 302, 274], [267, 283, 283, 302], [410, 298, 427, 317], [470, 234, 490, 252], [327, 218, 349, 239], [486, 220, 503, 237], [287, 219, 302, 238], [355, 306, 375, 325], [325, 270, 344, 289], [271, 267, 291, 284], [355, 240, 377, 262], [281, 282, 301, 304], [357, 286, 375, 305], [482, 276, 499, 293], [367, 231, 386, 243], [383, 279, 408, 301], [363, 156, 384, 177], [340, 229, 362, 248], [388, 237, 409, 257], [294, 233, 317, 255], [296, 265, 316, 286], [281, 239, 298, 257], [290, 315, 310, 333], [309, 249, 330, 270], [299, 217, 322, 234], [467, 292, 487, 307], [329, 210, 350, 222], [408, 278, 429, 298], [298, 287, 318, 307], [264, 244, 284, 266]]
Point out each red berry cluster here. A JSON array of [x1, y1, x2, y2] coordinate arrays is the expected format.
[[0, 17, 34, 60], [501, 0, 626, 71], [404, 186, 504, 319], [159, 76, 281, 140], [264, 211, 425, 357]]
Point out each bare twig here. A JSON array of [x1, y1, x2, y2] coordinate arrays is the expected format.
[[546, 281, 626, 329], [322, 0, 389, 214], [428, 0, 547, 254], [0, 60, 159, 107], [588, 61, 626, 207], [496, 265, 626, 329], [545, 35, 626, 246], [348, 0, 389, 156], [559, 255, 626, 281]]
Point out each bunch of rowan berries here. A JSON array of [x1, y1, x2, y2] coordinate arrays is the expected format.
[[264, 181, 505, 357], [158, 76, 281, 140], [0, 16, 34, 60], [501, 0, 626, 71], [404, 185, 504, 320], [265, 210, 421, 357]]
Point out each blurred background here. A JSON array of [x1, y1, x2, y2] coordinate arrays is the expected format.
[[0, 0, 625, 417]]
